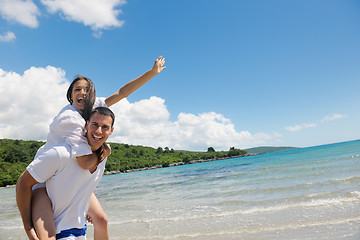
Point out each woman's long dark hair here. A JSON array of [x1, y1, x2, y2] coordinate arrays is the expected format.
[[66, 75, 96, 121]]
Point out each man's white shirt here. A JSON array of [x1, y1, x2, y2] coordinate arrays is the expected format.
[[27, 144, 106, 234]]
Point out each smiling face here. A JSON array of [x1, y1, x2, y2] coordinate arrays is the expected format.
[[86, 112, 114, 151], [71, 79, 89, 110]]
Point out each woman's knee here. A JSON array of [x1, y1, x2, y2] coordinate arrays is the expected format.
[[94, 212, 108, 227]]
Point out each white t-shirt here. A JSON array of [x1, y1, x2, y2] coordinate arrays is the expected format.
[[36, 97, 107, 159], [27, 144, 106, 234]]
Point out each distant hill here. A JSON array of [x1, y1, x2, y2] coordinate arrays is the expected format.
[[245, 146, 297, 154]]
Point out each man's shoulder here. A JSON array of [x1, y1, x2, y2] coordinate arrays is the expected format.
[[54, 144, 72, 156], [28, 144, 72, 182]]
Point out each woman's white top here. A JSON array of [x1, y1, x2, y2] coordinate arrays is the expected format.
[[36, 97, 108, 159]]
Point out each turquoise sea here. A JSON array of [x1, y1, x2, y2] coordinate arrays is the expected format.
[[1, 140, 360, 239]]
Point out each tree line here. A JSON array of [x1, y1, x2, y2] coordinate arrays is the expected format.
[[0, 139, 248, 187]]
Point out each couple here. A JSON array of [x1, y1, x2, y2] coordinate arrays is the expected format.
[[16, 57, 166, 239]]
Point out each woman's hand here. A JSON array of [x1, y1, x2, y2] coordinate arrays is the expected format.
[[103, 143, 111, 158], [94, 143, 111, 165], [151, 56, 166, 75]]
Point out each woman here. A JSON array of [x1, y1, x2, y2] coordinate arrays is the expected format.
[[30, 57, 166, 240]]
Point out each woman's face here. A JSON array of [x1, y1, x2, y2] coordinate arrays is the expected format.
[[71, 79, 89, 110]]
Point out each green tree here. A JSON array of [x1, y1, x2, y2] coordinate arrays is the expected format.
[[228, 147, 246, 157], [182, 155, 191, 164], [207, 147, 215, 152], [156, 147, 163, 154]]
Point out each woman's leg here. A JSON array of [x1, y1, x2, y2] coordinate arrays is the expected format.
[[87, 193, 109, 240], [32, 187, 56, 240]]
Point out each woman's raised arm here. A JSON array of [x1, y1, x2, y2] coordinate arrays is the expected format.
[[105, 56, 166, 107]]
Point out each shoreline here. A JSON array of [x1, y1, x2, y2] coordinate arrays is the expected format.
[[1, 153, 259, 189], [104, 153, 258, 175], [0, 184, 16, 189]]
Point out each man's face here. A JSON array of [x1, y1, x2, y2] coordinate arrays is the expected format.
[[86, 112, 114, 151]]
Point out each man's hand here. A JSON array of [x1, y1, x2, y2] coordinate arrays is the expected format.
[[86, 215, 93, 224]]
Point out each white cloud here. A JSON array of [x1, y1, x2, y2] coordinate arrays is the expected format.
[[0, 0, 126, 37], [0, 66, 68, 140], [0, 0, 40, 28], [41, 0, 126, 35], [0, 31, 16, 42], [109, 99, 281, 151], [285, 113, 347, 133], [0, 66, 281, 151], [285, 123, 316, 132], [321, 113, 347, 122]]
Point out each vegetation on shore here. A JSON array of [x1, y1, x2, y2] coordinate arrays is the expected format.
[[0, 139, 45, 188], [0, 139, 249, 187]]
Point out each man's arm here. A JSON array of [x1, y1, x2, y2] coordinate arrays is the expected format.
[[105, 56, 166, 107], [16, 170, 40, 240]]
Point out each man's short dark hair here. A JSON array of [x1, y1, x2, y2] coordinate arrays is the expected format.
[[89, 107, 115, 127]]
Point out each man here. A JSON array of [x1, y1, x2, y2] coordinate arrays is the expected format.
[[16, 107, 115, 240]]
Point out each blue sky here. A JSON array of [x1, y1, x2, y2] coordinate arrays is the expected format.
[[1, 0, 359, 151]]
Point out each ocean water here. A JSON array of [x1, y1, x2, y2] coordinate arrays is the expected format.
[[1, 140, 360, 239]]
